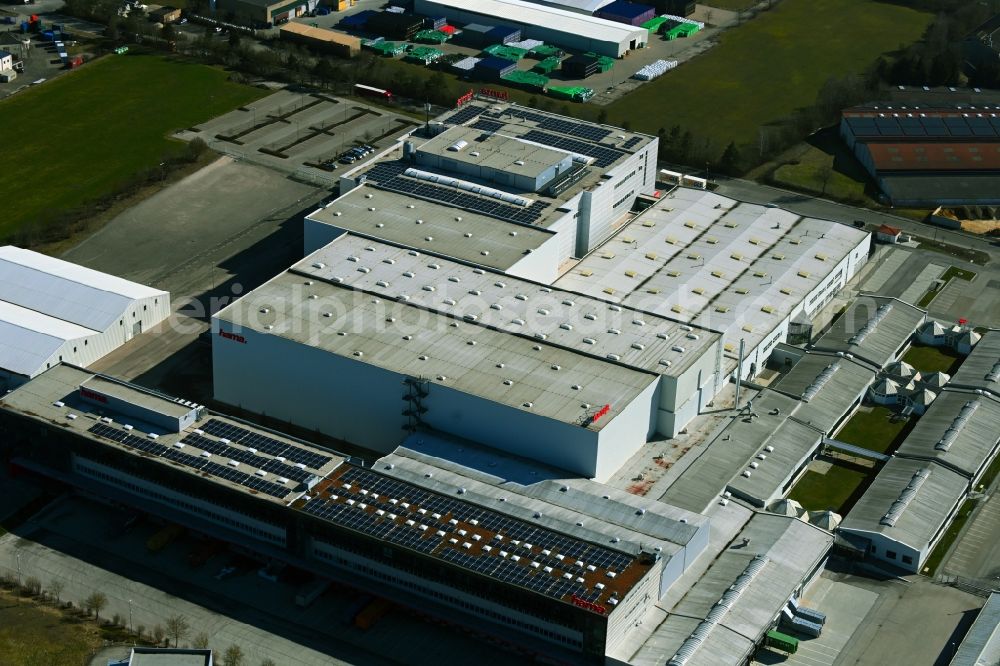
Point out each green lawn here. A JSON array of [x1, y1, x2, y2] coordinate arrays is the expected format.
[[0, 54, 269, 239], [603, 0, 932, 150], [703, 0, 759, 11], [789, 464, 869, 513], [903, 344, 963, 375], [771, 144, 869, 204], [941, 266, 977, 282], [834, 406, 911, 454]]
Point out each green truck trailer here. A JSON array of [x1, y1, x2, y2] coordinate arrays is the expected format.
[[765, 630, 799, 654]]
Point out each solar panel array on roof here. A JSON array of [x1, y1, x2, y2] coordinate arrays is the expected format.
[[182, 433, 316, 483], [443, 105, 488, 125], [505, 108, 614, 143], [200, 418, 333, 469], [362, 162, 411, 184], [621, 136, 644, 150], [88, 423, 293, 499], [299, 465, 634, 609], [847, 114, 1000, 139], [470, 118, 505, 133], [521, 130, 625, 168], [374, 173, 551, 225]]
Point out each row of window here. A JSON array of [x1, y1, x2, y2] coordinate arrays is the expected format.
[[77, 461, 285, 545], [869, 544, 914, 565], [613, 190, 635, 209], [313, 546, 583, 647], [613, 169, 638, 190]]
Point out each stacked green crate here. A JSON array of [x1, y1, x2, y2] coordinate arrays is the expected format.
[[501, 70, 550, 91], [532, 56, 562, 74]]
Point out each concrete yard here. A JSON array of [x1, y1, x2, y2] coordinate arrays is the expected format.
[[62, 156, 326, 391], [941, 490, 1000, 582], [178, 90, 419, 182]]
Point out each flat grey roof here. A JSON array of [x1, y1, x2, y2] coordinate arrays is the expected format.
[[774, 353, 875, 434], [949, 330, 1000, 397], [629, 513, 833, 666], [418, 126, 571, 181], [1, 365, 344, 505], [290, 234, 720, 379], [380, 432, 708, 556], [308, 184, 556, 273], [660, 391, 822, 512], [840, 456, 968, 553], [553, 188, 870, 363], [894, 390, 1000, 479], [812, 296, 925, 369], [81, 375, 193, 419], [951, 591, 1000, 666], [215, 267, 658, 430]]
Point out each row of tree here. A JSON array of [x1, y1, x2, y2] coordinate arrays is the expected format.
[[0, 572, 275, 666]]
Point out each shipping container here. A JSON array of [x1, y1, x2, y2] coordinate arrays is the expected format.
[[765, 630, 799, 654], [295, 578, 331, 607]]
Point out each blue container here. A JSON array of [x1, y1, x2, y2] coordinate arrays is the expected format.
[[486, 24, 520, 44], [21, 21, 30, 33]]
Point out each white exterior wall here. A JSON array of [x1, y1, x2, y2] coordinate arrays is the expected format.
[[73, 457, 287, 545], [605, 565, 660, 654], [311, 539, 585, 649], [507, 232, 562, 283], [213, 319, 656, 479], [656, 336, 721, 437], [592, 377, 659, 481], [304, 214, 348, 255], [841, 529, 924, 574]]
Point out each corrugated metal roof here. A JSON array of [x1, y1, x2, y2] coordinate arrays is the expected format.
[[525, 0, 615, 13], [894, 390, 1000, 479], [951, 592, 1000, 666], [774, 353, 875, 434], [840, 457, 968, 553], [632, 513, 833, 666], [0, 246, 166, 331], [811, 296, 925, 369], [950, 330, 1000, 397]]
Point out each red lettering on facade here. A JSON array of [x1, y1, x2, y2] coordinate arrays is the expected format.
[[218, 329, 247, 344], [79, 387, 108, 404], [570, 594, 607, 614]]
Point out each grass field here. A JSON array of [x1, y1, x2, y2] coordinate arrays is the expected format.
[[834, 406, 911, 454], [903, 344, 963, 375], [604, 0, 932, 150], [703, 0, 759, 10], [0, 54, 268, 240], [0, 589, 103, 666], [789, 463, 869, 513]]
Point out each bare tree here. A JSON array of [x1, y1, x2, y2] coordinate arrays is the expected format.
[[223, 645, 245, 666], [260, 660, 277, 666], [24, 576, 41, 597], [165, 614, 190, 647], [153, 624, 166, 646], [192, 631, 210, 649], [83, 592, 108, 622], [48, 579, 64, 605]]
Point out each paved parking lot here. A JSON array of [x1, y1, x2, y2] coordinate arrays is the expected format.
[[178, 90, 419, 182], [942, 491, 1000, 582], [0, 495, 525, 666]]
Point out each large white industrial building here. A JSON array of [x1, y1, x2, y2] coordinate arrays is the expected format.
[[0, 246, 170, 388], [307, 101, 659, 284], [413, 0, 648, 57], [214, 233, 722, 480]]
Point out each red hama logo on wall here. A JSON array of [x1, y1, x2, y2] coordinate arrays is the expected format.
[[79, 387, 108, 404], [218, 330, 247, 344]]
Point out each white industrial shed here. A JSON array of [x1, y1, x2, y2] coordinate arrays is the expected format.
[[0, 247, 170, 387], [839, 457, 968, 573], [413, 0, 648, 57]]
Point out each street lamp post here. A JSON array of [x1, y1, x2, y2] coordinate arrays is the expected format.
[[128, 599, 134, 641], [15, 553, 21, 588]]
